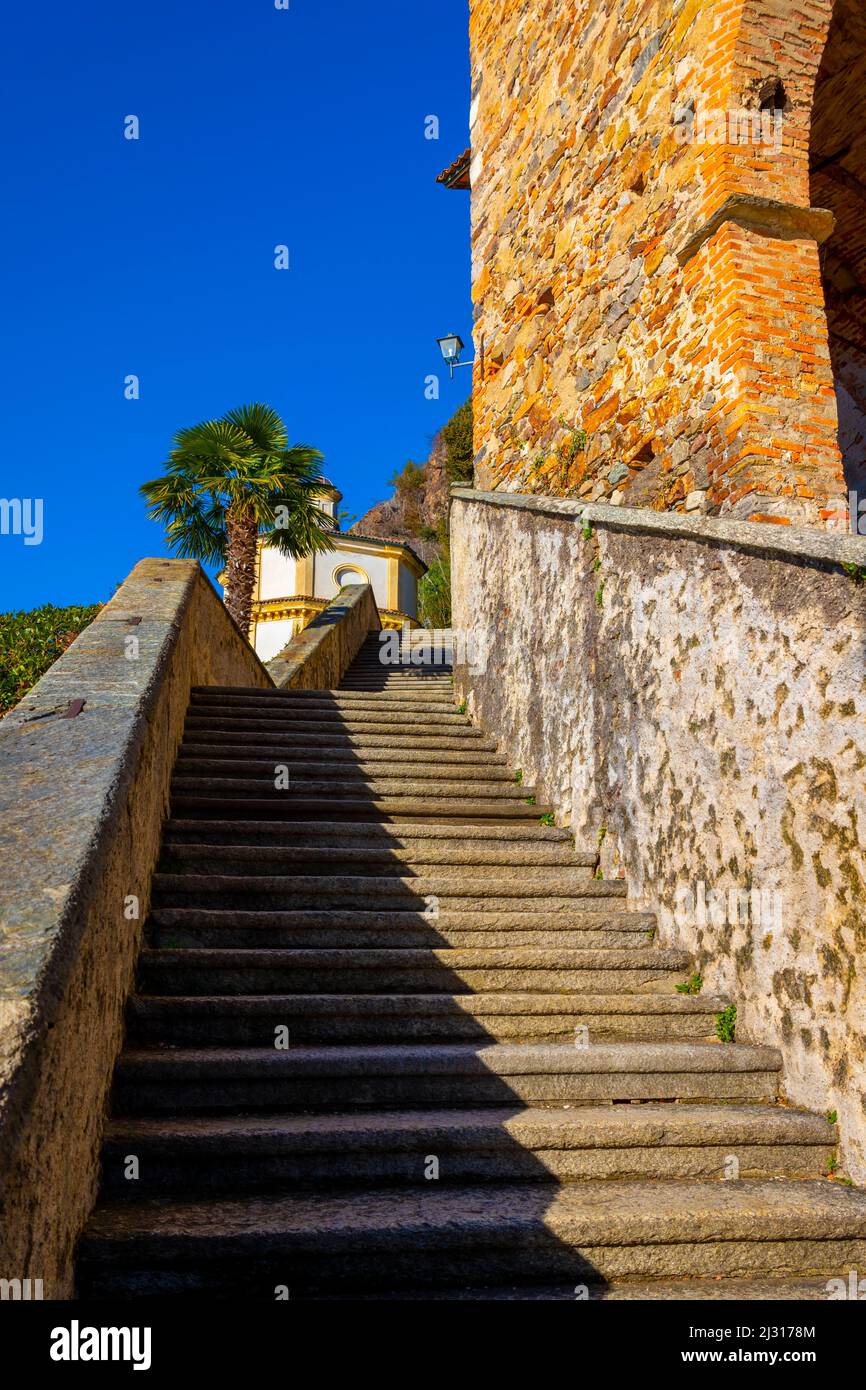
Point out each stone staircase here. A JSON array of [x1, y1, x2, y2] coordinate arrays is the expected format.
[[76, 632, 866, 1299]]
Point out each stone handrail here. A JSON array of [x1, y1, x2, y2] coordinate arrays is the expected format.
[[266, 583, 381, 689], [450, 485, 866, 568], [0, 559, 273, 1295]]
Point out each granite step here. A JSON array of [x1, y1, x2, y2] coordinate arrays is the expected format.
[[339, 668, 454, 676], [149, 872, 616, 906], [183, 718, 489, 743], [167, 793, 555, 824], [337, 680, 455, 690], [137, 944, 689, 996], [312, 1277, 847, 1301], [170, 767, 525, 789], [180, 728, 498, 752], [176, 744, 509, 767], [161, 819, 574, 847], [189, 693, 461, 715], [77, 1179, 866, 1297], [126, 989, 731, 1044], [146, 909, 646, 950], [110, 1042, 782, 1112], [99, 1105, 834, 1194], [158, 838, 580, 868], [184, 706, 471, 729], [339, 666, 453, 675]]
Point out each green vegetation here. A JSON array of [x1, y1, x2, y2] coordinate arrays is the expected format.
[[539, 812, 555, 826], [715, 1004, 737, 1042], [389, 460, 427, 538], [442, 399, 474, 485], [827, 1109, 838, 1126], [393, 401, 475, 629], [676, 973, 704, 996], [841, 563, 866, 586], [140, 402, 330, 634], [0, 603, 100, 716], [566, 429, 587, 460], [514, 769, 523, 784], [418, 555, 452, 627]]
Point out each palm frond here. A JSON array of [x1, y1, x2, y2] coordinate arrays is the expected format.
[[224, 403, 288, 454], [142, 404, 330, 574], [263, 498, 335, 557]]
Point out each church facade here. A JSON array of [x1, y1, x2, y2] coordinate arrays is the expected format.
[[246, 482, 426, 662]]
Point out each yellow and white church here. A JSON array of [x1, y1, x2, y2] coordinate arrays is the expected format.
[[243, 481, 427, 663]]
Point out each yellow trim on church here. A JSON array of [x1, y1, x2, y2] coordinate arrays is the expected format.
[[231, 531, 426, 646], [251, 595, 418, 638]]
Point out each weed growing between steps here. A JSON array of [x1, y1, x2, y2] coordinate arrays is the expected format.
[[716, 1005, 737, 1042], [677, 974, 704, 995]]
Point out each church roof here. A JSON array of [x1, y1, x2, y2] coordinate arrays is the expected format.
[[437, 148, 471, 190], [341, 530, 427, 574]]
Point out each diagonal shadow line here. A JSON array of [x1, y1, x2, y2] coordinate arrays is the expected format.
[[77, 637, 618, 1297]]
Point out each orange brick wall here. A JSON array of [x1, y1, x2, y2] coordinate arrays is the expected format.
[[469, 0, 856, 525]]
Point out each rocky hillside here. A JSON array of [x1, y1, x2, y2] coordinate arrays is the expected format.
[[350, 400, 472, 567]]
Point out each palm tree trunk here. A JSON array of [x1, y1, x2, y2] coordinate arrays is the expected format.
[[224, 505, 259, 637]]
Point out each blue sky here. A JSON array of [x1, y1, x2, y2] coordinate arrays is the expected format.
[[0, 0, 470, 610]]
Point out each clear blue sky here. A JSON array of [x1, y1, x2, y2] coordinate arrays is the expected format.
[[0, 0, 470, 610]]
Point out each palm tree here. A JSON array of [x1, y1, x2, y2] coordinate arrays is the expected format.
[[141, 403, 333, 635]]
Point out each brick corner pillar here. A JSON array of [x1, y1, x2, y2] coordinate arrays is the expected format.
[[685, 0, 848, 530], [678, 198, 847, 529]]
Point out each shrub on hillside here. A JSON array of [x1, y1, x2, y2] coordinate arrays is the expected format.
[[418, 556, 452, 628], [0, 603, 100, 715], [442, 399, 473, 484]]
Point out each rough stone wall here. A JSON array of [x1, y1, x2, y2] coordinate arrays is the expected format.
[[468, 0, 854, 526], [0, 560, 272, 1296], [451, 491, 866, 1181]]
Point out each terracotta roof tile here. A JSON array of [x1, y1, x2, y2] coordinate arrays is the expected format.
[[437, 147, 471, 190]]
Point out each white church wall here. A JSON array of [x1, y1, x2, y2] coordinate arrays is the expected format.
[[314, 548, 390, 608], [398, 564, 417, 617], [258, 548, 298, 601], [254, 617, 294, 663]]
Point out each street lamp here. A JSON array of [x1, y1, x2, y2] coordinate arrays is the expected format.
[[437, 333, 474, 380]]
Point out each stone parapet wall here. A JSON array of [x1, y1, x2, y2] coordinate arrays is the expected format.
[[451, 486, 866, 1180], [0, 559, 272, 1296], [266, 584, 381, 690]]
